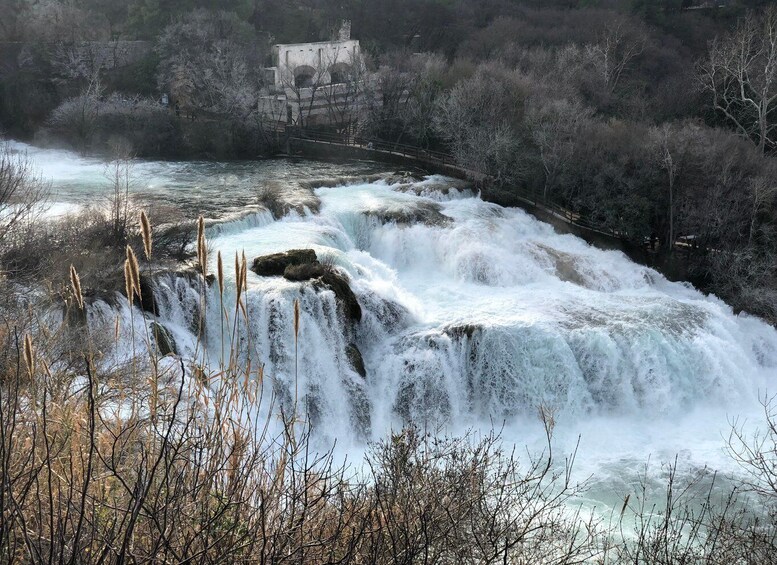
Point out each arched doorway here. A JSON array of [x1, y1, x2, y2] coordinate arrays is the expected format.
[[294, 65, 316, 88], [328, 62, 352, 84]]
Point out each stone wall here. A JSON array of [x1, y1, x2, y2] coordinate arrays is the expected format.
[[270, 39, 361, 86]]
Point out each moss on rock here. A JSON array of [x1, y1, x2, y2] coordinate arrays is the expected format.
[[151, 321, 176, 356], [346, 343, 367, 378]]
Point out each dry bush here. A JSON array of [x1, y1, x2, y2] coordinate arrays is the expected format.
[[47, 91, 178, 157], [0, 141, 50, 246], [361, 424, 599, 564], [606, 396, 777, 565], [1, 200, 194, 308], [256, 180, 286, 219]]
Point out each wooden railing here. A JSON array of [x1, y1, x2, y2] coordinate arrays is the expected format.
[[287, 127, 457, 169]]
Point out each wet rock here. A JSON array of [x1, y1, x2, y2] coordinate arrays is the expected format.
[[283, 261, 328, 281], [314, 271, 362, 323], [257, 181, 320, 219], [252, 249, 318, 277], [63, 293, 99, 327], [442, 323, 482, 339], [134, 269, 213, 315], [342, 377, 372, 439], [394, 377, 452, 425], [365, 201, 451, 227], [372, 297, 411, 329], [253, 249, 361, 323], [554, 255, 588, 287], [151, 321, 176, 356], [64, 305, 87, 328], [138, 274, 158, 314], [381, 171, 424, 185], [301, 173, 386, 190], [346, 343, 367, 378], [532, 244, 589, 287]]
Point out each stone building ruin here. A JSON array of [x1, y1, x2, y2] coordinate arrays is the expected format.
[[258, 21, 372, 128]]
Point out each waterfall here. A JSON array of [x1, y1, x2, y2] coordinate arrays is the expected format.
[[136, 180, 777, 446], [21, 137, 777, 501]]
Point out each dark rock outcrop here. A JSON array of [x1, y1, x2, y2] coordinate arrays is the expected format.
[[531, 244, 589, 287], [151, 321, 177, 356], [381, 171, 424, 185], [252, 249, 362, 324], [252, 249, 318, 277], [442, 323, 482, 339], [138, 274, 158, 314], [314, 271, 362, 323], [283, 261, 328, 281], [365, 201, 451, 226], [346, 343, 366, 378]]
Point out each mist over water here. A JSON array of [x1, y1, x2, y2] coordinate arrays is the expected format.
[[17, 141, 777, 511]]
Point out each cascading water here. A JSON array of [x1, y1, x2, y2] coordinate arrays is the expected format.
[[13, 140, 777, 510], [208, 181, 772, 420]]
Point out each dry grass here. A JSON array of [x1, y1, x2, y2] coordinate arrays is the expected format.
[[0, 203, 195, 311]]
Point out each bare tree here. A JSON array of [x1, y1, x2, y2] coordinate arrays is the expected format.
[[52, 39, 111, 84], [361, 52, 445, 147], [648, 123, 699, 251], [23, 0, 106, 42], [105, 141, 136, 243], [435, 64, 529, 184], [746, 174, 777, 247], [728, 395, 777, 501], [156, 10, 262, 121], [319, 50, 369, 133], [699, 6, 777, 154], [47, 74, 104, 151], [196, 39, 257, 119], [654, 124, 678, 251], [0, 142, 49, 246], [362, 58, 414, 140], [527, 96, 593, 201], [584, 20, 645, 93], [0, 0, 27, 41]]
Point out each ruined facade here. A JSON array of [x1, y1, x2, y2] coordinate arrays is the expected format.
[[258, 21, 371, 128]]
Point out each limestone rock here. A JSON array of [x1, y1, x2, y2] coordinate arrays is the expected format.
[[314, 271, 362, 323], [252, 249, 318, 277]]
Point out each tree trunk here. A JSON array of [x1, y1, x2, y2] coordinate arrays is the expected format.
[[759, 109, 767, 155], [668, 176, 674, 254]]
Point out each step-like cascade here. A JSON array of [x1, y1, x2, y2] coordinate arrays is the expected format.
[[135, 179, 777, 448], [21, 136, 777, 503]]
